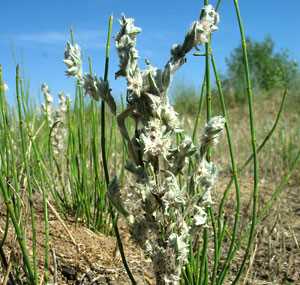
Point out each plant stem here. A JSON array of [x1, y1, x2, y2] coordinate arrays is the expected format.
[[199, 227, 208, 285], [199, 1, 213, 284], [100, 15, 136, 284], [208, 206, 219, 285], [231, 1, 259, 283], [192, 74, 206, 143], [210, 54, 241, 284], [204, 22, 212, 160], [16, 65, 38, 284]]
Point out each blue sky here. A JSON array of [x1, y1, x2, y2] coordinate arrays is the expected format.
[[0, 0, 299, 104]]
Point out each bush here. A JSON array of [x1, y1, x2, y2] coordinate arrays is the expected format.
[[224, 37, 299, 102]]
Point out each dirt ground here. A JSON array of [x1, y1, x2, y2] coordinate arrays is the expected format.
[[0, 204, 154, 284], [0, 176, 299, 285], [216, 175, 300, 285]]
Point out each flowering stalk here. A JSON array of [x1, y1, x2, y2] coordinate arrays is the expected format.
[[199, 1, 214, 283], [41, 86, 68, 157], [53, 93, 68, 155], [62, 5, 224, 283], [41, 85, 69, 203], [41, 86, 66, 159], [63, 34, 116, 115], [111, 6, 223, 284], [41, 83, 53, 126]]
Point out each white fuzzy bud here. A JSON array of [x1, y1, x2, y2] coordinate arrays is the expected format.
[[194, 5, 219, 45], [201, 116, 225, 155], [41, 83, 53, 126], [64, 42, 82, 78], [193, 206, 207, 226], [139, 119, 171, 159]]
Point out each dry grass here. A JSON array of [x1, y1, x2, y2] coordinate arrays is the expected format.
[[0, 92, 299, 284]]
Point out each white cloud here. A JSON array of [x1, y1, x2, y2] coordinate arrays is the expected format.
[[13, 31, 66, 44], [1, 29, 105, 49]]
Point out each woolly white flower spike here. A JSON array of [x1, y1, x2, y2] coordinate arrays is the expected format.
[[193, 5, 220, 45], [158, 102, 182, 133], [162, 173, 185, 214], [201, 4, 220, 32], [127, 70, 143, 97], [168, 232, 189, 263], [157, 5, 219, 98], [119, 16, 142, 38], [115, 16, 144, 103], [200, 115, 225, 157], [58, 92, 67, 112], [41, 83, 53, 126], [41, 83, 53, 103], [45, 91, 68, 156], [115, 16, 141, 78], [193, 206, 207, 226], [139, 118, 171, 160], [195, 159, 218, 192], [64, 42, 82, 79]]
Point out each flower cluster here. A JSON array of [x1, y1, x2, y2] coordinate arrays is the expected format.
[[166, 4, 219, 79], [41, 84, 69, 156], [64, 42, 82, 78], [139, 118, 172, 160], [109, 5, 223, 284], [200, 115, 226, 157], [52, 92, 68, 156], [194, 4, 220, 45], [41, 83, 54, 126], [115, 16, 142, 99], [63, 41, 116, 114]]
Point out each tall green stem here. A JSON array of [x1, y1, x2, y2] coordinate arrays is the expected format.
[[211, 54, 241, 284], [192, 74, 206, 143], [100, 16, 136, 284], [199, 1, 212, 284], [231, 1, 259, 283], [204, 9, 212, 160], [0, 180, 35, 283], [16, 65, 38, 284]]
